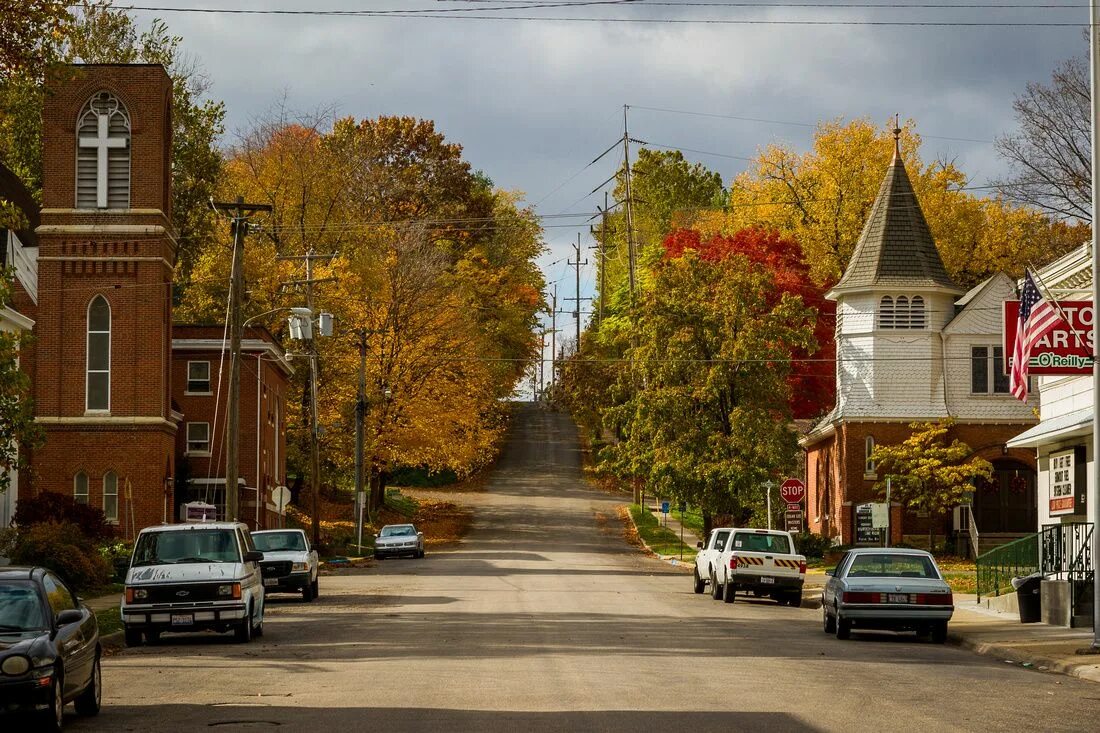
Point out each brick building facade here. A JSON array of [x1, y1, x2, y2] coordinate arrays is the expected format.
[[4, 64, 289, 536]]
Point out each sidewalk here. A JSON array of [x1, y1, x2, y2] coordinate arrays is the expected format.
[[645, 505, 703, 549], [84, 591, 121, 612], [949, 594, 1100, 683]]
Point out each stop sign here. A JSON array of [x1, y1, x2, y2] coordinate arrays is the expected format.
[[780, 478, 806, 504]]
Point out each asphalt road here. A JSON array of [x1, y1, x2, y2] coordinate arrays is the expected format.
[[68, 404, 1100, 732]]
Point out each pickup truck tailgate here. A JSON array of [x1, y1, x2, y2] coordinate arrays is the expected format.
[[733, 552, 803, 578]]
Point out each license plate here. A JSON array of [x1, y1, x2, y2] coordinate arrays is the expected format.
[[264, 578, 278, 587], [759, 577, 775, 585], [887, 593, 909, 603], [171, 614, 193, 626]]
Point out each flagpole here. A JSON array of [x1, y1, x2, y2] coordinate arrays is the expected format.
[[1089, 0, 1100, 650]]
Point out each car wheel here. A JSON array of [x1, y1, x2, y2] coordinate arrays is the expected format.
[[302, 583, 313, 602], [124, 627, 143, 647], [786, 593, 801, 608], [254, 606, 265, 638], [710, 573, 722, 600], [835, 613, 851, 640], [234, 604, 254, 643], [144, 630, 161, 645], [823, 604, 836, 634], [74, 654, 101, 716], [311, 578, 319, 598], [931, 620, 948, 644], [375, 553, 385, 561], [723, 583, 736, 604], [693, 568, 706, 594], [41, 668, 63, 732], [418, 549, 425, 559]]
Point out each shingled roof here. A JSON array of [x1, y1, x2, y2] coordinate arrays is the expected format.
[[829, 150, 962, 297]]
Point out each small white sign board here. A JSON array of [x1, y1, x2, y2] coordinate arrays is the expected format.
[[869, 502, 889, 529], [271, 486, 291, 513]]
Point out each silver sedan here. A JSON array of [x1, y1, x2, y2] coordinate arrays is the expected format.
[[822, 548, 953, 642], [373, 524, 425, 559]]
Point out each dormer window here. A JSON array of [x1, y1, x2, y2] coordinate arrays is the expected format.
[[76, 91, 131, 209], [879, 295, 926, 330]]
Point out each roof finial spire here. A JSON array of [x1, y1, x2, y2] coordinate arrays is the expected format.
[[892, 113, 902, 162]]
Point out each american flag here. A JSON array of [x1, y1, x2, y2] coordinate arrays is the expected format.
[[1010, 271, 1064, 401]]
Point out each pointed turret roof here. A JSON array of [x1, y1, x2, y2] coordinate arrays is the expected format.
[[828, 136, 962, 298]]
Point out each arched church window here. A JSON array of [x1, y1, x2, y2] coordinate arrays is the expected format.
[[76, 91, 131, 209], [103, 471, 119, 522], [878, 296, 895, 329], [87, 296, 111, 412], [909, 296, 926, 329], [74, 472, 89, 505], [895, 296, 910, 329]]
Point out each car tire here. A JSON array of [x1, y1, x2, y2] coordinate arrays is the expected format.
[[418, 549, 425, 559], [124, 627, 143, 647], [311, 578, 319, 598], [835, 614, 851, 640], [823, 604, 836, 634], [144, 630, 161, 645], [302, 583, 313, 602], [723, 583, 736, 604], [42, 668, 64, 732], [693, 568, 706, 594], [74, 654, 101, 717], [710, 573, 722, 600], [254, 606, 264, 638], [234, 605, 254, 643], [375, 553, 385, 561], [931, 620, 948, 644], [786, 593, 801, 608]]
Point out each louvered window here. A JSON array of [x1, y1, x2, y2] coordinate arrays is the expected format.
[[76, 91, 131, 209], [878, 296, 895, 328]]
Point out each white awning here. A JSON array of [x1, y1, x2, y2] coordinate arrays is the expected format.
[[1007, 406, 1092, 449]]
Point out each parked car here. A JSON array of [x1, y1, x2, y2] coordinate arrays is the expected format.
[[121, 522, 265, 645], [251, 529, 320, 601], [0, 567, 101, 731], [822, 548, 954, 642], [374, 524, 425, 559], [693, 527, 733, 594], [712, 528, 806, 606]]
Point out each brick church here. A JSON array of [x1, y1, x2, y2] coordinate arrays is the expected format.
[[2, 64, 290, 535], [800, 134, 1039, 551]]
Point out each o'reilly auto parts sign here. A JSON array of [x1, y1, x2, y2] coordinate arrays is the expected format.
[[1003, 300, 1094, 375]]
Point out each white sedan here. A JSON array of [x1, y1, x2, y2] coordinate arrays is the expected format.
[[374, 524, 425, 559]]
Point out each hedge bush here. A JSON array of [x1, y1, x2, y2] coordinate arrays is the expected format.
[[12, 491, 115, 541], [10, 521, 111, 591], [791, 531, 834, 559]]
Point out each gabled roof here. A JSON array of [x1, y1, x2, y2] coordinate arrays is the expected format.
[[828, 151, 963, 299]]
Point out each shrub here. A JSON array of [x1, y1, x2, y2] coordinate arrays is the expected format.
[[98, 541, 134, 582], [10, 521, 111, 591], [791, 531, 834, 559], [12, 491, 115, 541]]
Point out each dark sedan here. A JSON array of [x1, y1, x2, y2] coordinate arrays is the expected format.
[[0, 567, 101, 731]]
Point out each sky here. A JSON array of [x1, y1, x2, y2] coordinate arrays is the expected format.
[[119, 1, 1088, 389]]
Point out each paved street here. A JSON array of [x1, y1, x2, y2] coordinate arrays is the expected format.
[[74, 406, 1099, 732]]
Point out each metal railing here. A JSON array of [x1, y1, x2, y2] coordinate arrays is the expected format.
[[976, 532, 1039, 601], [1041, 522, 1094, 618]]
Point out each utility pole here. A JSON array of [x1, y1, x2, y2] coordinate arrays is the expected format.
[[355, 329, 367, 551], [592, 191, 609, 325], [566, 235, 591, 347], [1089, 0, 1100, 651], [212, 196, 271, 523], [622, 105, 637, 303], [550, 285, 558, 387], [278, 249, 337, 547]]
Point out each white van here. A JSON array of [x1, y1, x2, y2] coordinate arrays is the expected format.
[[121, 522, 265, 645]]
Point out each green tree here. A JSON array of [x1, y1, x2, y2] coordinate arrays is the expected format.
[[0, 0, 71, 76], [870, 419, 993, 551], [602, 250, 815, 533], [0, 273, 42, 495]]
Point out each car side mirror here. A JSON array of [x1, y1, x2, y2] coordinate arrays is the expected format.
[[244, 550, 263, 563], [56, 609, 83, 627], [825, 568, 835, 577], [696, 541, 704, 549]]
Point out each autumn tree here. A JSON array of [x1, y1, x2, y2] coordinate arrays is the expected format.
[[996, 45, 1091, 221], [0, 0, 70, 77], [602, 250, 815, 534], [0, 273, 41, 495], [870, 420, 993, 551]]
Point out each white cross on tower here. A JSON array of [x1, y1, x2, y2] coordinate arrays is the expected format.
[[78, 112, 127, 208]]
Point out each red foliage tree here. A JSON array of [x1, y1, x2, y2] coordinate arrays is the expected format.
[[662, 227, 835, 419]]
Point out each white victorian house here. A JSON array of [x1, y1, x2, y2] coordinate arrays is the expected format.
[[1, 229, 37, 527]]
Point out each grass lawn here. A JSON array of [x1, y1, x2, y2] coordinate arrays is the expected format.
[[629, 505, 697, 561], [384, 488, 420, 517], [95, 607, 123, 636]]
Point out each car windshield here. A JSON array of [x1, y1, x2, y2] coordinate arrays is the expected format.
[[132, 529, 241, 566], [846, 553, 939, 579], [0, 581, 48, 632], [732, 532, 791, 554], [252, 531, 306, 552], [380, 526, 416, 537]]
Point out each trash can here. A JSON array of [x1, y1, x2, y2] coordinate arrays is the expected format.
[[1012, 574, 1042, 624]]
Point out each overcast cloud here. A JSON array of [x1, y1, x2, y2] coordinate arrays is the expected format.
[[124, 1, 1086, 349]]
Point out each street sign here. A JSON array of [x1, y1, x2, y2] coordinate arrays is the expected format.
[[786, 503, 801, 512], [870, 502, 889, 529], [271, 486, 290, 513], [1003, 300, 1094, 374], [780, 478, 806, 504], [661, 501, 670, 514], [784, 509, 803, 533]]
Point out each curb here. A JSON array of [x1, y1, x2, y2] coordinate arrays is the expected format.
[[100, 630, 124, 651], [624, 507, 693, 572], [947, 633, 1100, 684]]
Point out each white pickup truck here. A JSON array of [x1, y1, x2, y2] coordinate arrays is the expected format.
[[693, 527, 734, 596], [712, 528, 806, 606]]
